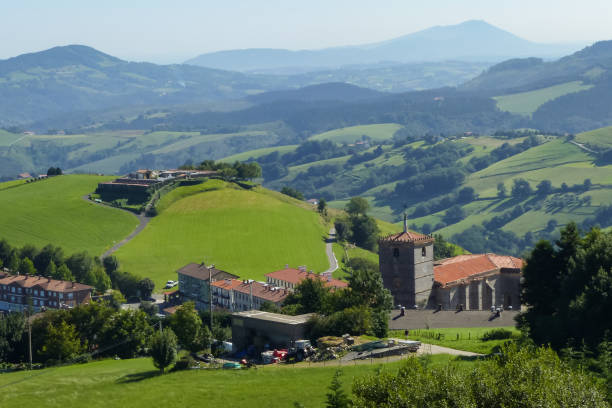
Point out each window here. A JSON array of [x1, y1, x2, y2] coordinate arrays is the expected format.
[[393, 248, 400, 257], [422, 247, 427, 257]]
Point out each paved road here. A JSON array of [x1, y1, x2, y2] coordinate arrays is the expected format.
[[417, 343, 482, 357], [82, 194, 151, 258], [323, 227, 339, 274]]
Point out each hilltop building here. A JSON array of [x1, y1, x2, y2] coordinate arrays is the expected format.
[[0, 272, 93, 312], [379, 217, 522, 310]]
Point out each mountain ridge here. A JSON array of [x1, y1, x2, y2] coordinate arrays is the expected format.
[[185, 20, 582, 72]]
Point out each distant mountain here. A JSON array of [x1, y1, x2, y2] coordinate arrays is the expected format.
[[247, 82, 385, 104], [0, 45, 280, 126], [185, 20, 580, 72], [462, 40, 612, 93]]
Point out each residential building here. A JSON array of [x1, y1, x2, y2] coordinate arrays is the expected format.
[[0, 273, 93, 312], [177, 263, 238, 310], [265, 266, 348, 291], [212, 278, 289, 311]]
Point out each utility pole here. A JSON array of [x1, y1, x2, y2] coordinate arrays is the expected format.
[[249, 280, 253, 310], [208, 264, 213, 330]]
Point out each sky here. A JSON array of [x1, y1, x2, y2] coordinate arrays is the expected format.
[[2, 0, 612, 63]]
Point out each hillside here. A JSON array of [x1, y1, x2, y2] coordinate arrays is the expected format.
[[0, 45, 277, 126], [113, 180, 330, 290], [186, 20, 578, 72], [0, 357, 410, 408], [0, 175, 138, 255]]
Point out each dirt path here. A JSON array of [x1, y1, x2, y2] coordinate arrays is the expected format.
[[81, 194, 151, 258], [323, 227, 339, 274]]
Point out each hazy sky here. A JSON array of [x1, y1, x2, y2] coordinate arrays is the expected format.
[[2, 0, 611, 63]]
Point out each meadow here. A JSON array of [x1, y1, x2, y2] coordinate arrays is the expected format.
[[309, 123, 402, 144], [220, 144, 298, 162], [494, 80, 593, 116], [575, 125, 612, 150], [393, 326, 520, 354], [0, 175, 138, 255], [114, 181, 330, 289], [0, 354, 474, 408]]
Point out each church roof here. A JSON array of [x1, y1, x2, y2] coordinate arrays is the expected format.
[[379, 230, 434, 244], [433, 254, 523, 287]]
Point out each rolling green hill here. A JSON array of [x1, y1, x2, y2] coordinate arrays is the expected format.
[[494, 81, 593, 116], [0, 357, 416, 408], [309, 124, 402, 144], [575, 125, 612, 150], [113, 180, 330, 289], [0, 175, 138, 255]]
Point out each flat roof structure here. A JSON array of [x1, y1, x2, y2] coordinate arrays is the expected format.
[[233, 310, 313, 324]]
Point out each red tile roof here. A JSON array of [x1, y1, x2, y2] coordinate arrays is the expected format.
[[379, 230, 434, 244], [177, 263, 238, 281], [265, 268, 348, 288], [211, 279, 244, 291], [434, 254, 522, 287], [233, 280, 289, 303], [0, 274, 93, 292]]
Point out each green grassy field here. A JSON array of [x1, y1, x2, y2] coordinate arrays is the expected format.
[[0, 354, 478, 408], [0, 175, 138, 255], [114, 181, 330, 289], [575, 125, 612, 150], [309, 123, 402, 144], [494, 81, 593, 116], [392, 326, 520, 355]]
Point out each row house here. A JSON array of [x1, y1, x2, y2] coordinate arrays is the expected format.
[[0, 273, 93, 313], [177, 263, 238, 311], [211, 279, 289, 312], [265, 266, 348, 291]]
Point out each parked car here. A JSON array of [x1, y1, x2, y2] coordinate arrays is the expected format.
[[165, 280, 177, 289]]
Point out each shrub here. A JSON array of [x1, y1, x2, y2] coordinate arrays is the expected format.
[[482, 328, 515, 341]]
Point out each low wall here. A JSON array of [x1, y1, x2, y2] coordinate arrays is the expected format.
[[388, 309, 519, 330]]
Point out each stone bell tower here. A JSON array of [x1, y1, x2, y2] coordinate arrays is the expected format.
[[378, 215, 435, 308]]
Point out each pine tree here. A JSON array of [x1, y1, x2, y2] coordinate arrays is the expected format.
[[326, 370, 351, 408]]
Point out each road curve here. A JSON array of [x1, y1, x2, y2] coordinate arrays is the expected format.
[[323, 227, 339, 274], [81, 194, 151, 258]]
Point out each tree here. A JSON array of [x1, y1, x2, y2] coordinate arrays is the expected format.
[[536, 179, 553, 196], [99, 310, 152, 358], [281, 186, 304, 200], [350, 215, 380, 250], [0, 312, 26, 362], [345, 197, 370, 216], [150, 329, 177, 374], [235, 162, 261, 180], [137, 278, 155, 300], [345, 258, 392, 311], [218, 167, 238, 181], [39, 320, 82, 364], [170, 301, 205, 352], [443, 205, 466, 224], [53, 264, 74, 281], [317, 198, 327, 214], [511, 178, 533, 199], [102, 256, 119, 275], [583, 178, 592, 191], [284, 277, 330, 314], [497, 182, 507, 198], [334, 218, 352, 242], [457, 186, 477, 203], [325, 370, 351, 408], [44, 260, 57, 278], [19, 257, 36, 275], [433, 234, 454, 260]]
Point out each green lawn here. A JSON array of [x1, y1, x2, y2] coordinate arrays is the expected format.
[[309, 124, 402, 144], [494, 81, 593, 116], [0, 357, 408, 408], [391, 326, 520, 354], [0, 175, 138, 255], [114, 181, 330, 289]]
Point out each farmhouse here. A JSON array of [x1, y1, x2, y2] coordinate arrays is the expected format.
[[379, 218, 522, 310], [177, 263, 238, 310], [265, 266, 348, 291], [0, 272, 93, 312]]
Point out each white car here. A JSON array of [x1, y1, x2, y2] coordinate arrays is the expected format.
[[165, 280, 177, 289]]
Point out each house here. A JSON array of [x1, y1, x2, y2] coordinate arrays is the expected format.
[[378, 216, 522, 310], [177, 263, 238, 310], [18, 173, 31, 179], [0, 273, 93, 312], [212, 279, 289, 312], [306, 198, 319, 206], [265, 266, 348, 291]]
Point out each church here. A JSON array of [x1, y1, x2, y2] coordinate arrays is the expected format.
[[378, 218, 522, 311]]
